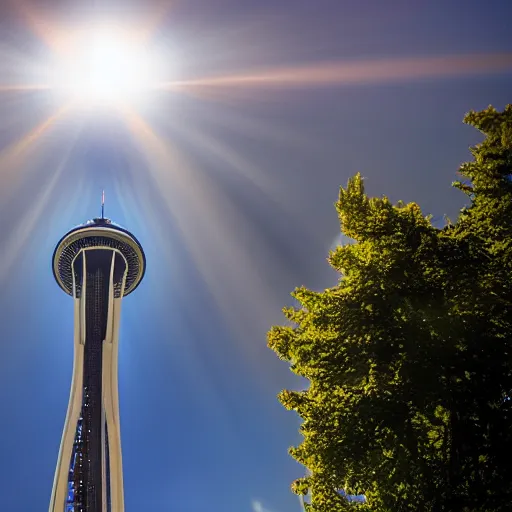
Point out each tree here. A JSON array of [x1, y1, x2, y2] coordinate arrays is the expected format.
[[268, 105, 512, 511]]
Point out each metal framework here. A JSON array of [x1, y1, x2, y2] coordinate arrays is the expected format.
[[50, 218, 145, 512]]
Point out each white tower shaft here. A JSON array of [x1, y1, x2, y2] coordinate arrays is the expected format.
[[50, 249, 127, 512]]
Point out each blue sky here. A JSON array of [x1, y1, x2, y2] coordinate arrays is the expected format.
[[0, 1, 511, 511]]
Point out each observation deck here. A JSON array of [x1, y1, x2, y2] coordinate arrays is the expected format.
[[52, 217, 146, 297]]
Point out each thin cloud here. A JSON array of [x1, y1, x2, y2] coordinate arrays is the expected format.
[[251, 498, 306, 512], [252, 500, 273, 512]]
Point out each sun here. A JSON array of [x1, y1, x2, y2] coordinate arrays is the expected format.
[[51, 23, 163, 109]]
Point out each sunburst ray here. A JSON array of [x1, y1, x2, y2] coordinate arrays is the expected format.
[[160, 53, 512, 98], [0, 102, 73, 201], [0, 120, 82, 283], [120, 107, 293, 375]]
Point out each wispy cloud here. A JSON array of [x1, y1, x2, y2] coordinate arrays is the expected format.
[[252, 500, 273, 512], [252, 497, 306, 512]]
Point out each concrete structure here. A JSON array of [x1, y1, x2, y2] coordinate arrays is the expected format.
[[50, 218, 145, 512]]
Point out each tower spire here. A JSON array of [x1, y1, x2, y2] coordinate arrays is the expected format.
[[101, 190, 105, 219]]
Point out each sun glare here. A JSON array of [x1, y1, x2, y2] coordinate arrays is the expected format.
[[52, 24, 162, 108]]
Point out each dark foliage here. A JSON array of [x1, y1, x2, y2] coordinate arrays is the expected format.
[[268, 106, 512, 511]]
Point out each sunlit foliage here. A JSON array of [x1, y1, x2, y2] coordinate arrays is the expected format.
[[269, 105, 512, 511]]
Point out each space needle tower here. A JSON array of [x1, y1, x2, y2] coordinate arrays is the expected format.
[[49, 205, 145, 512]]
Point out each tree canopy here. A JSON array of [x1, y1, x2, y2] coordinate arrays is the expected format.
[[268, 105, 512, 511]]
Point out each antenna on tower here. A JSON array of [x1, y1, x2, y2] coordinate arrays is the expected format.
[[101, 190, 105, 219]]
